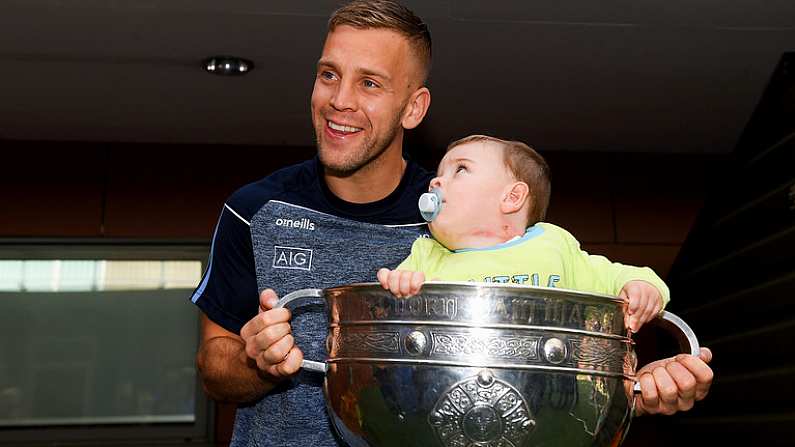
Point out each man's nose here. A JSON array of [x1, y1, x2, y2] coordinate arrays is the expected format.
[[329, 80, 356, 111]]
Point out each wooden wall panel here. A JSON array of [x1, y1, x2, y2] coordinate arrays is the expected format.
[[0, 143, 104, 236], [611, 154, 712, 245], [103, 147, 234, 238], [545, 152, 615, 243], [103, 145, 314, 238], [614, 195, 704, 244]]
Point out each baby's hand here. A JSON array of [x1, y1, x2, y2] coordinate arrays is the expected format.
[[620, 280, 664, 333], [377, 268, 425, 298]]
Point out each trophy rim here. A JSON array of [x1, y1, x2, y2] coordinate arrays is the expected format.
[[326, 281, 627, 305]]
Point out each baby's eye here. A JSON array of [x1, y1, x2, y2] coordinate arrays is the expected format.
[[455, 164, 468, 173]]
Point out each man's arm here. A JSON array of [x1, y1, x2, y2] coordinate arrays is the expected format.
[[196, 314, 274, 403], [196, 290, 303, 403], [635, 347, 714, 416]]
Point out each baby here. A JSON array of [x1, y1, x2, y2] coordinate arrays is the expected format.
[[377, 134, 667, 332]]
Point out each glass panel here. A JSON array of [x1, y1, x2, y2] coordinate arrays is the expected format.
[[0, 261, 23, 291], [59, 260, 96, 291], [22, 261, 55, 291], [0, 260, 200, 292], [0, 259, 202, 427]]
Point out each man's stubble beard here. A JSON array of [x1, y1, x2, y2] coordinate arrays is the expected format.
[[315, 111, 404, 178]]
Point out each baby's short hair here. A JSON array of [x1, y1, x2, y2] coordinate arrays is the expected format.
[[447, 134, 551, 226]]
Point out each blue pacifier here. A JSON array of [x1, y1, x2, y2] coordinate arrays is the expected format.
[[418, 188, 443, 222]]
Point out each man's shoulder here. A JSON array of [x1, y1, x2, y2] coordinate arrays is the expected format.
[[404, 158, 435, 192], [226, 159, 319, 221], [223, 156, 432, 225]]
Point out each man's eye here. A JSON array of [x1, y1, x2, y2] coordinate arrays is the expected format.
[[320, 71, 336, 80], [363, 79, 379, 88]]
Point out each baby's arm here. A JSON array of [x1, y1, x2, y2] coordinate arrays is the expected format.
[[620, 280, 664, 332], [377, 236, 434, 298], [554, 224, 669, 332], [377, 268, 425, 298]]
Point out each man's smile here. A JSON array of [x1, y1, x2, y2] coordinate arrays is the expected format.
[[326, 119, 364, 135]]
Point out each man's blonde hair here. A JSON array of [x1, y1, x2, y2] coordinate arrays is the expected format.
[[447, 134, 551, 226], [328, 0, 432, 84]]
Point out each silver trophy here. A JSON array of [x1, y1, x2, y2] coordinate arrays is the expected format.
[[277, 282, 699, 447]]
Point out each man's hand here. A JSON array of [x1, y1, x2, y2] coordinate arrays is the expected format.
[[635, 347, 713, 416], [377, 268, 425, 298], [239, 289, 303, 380], [620, 280, 664, 332]]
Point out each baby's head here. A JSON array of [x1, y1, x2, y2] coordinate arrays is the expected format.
[[426, 134, 551, 250]]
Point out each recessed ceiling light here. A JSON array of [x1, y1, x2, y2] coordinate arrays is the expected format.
[[203, 56, 254, 76]]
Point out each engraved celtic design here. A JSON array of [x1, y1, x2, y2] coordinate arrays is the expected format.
[[332, 327, 631, 375], [431, 332, 541, 361], [569, 339, 626, 371], [429, 370, 535, 447], [338, 331, 400, 354]]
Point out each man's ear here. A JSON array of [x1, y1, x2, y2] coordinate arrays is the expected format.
[[401, 86, 431, 130], [501, 181, 530, 215]]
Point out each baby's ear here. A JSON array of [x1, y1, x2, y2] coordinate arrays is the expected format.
[[501, 181, 530, 214]]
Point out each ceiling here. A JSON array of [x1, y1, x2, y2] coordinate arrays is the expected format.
[[0, 0, 793, 153]]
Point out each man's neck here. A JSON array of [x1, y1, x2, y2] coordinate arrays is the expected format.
[[324, 148, 407, 204]]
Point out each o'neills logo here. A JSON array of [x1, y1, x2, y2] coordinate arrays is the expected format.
[[275, 217, 315, 231]]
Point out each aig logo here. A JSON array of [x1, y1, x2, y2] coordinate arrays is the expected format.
[[272, 246, 313, 271]]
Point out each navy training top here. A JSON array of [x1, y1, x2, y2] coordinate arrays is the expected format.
[[190, 155, 433, 446]]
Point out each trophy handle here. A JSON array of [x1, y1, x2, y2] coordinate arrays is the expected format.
[[633, 310, 700, 393], [275, 288, 328, 374]]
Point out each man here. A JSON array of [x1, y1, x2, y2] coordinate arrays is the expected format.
[[191, 1, 713, 446]]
